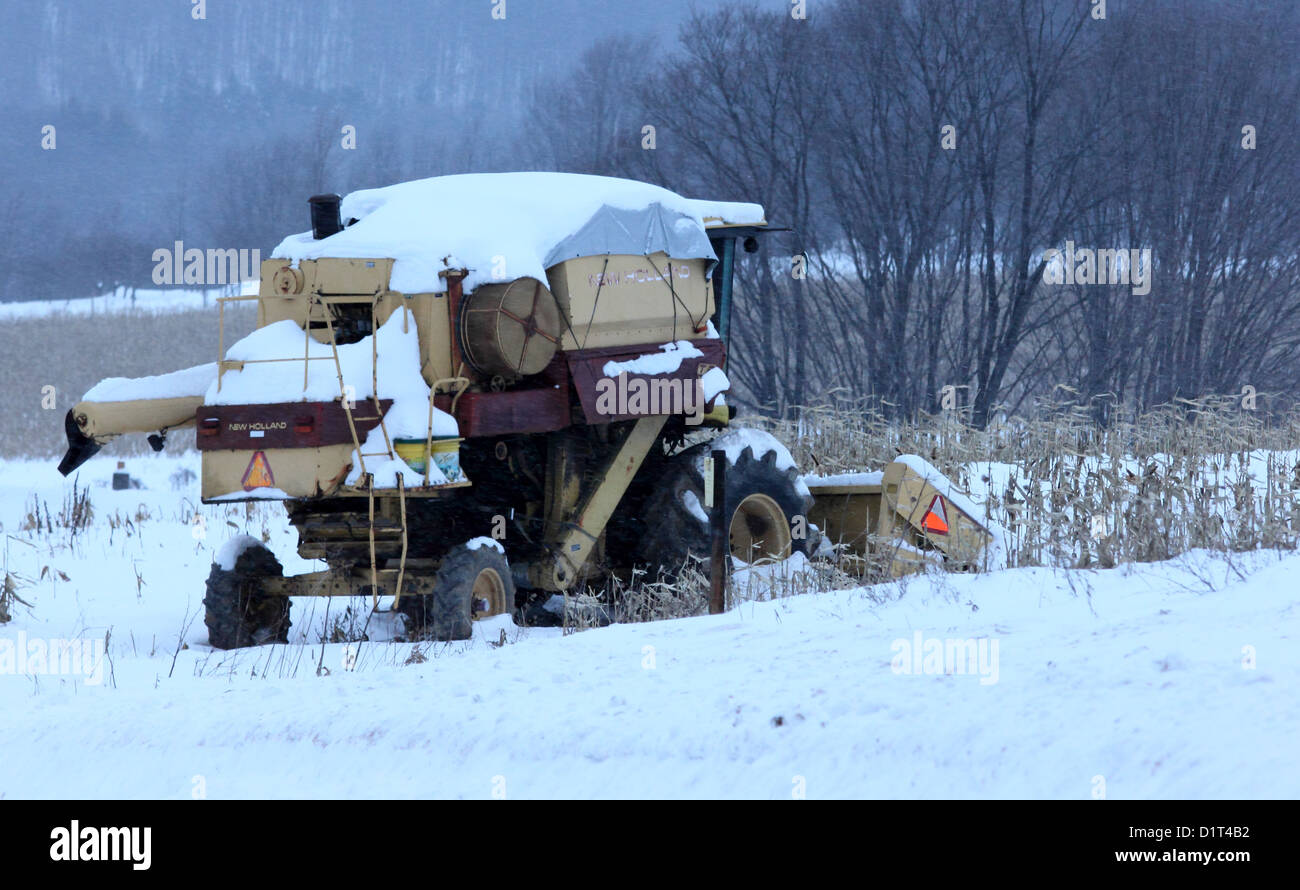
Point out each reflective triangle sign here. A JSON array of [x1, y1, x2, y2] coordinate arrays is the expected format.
[[921, 494, 949, 535], [241, 451, 275, 491]]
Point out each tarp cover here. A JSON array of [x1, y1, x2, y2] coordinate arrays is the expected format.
[[542, 202, 717, 271]]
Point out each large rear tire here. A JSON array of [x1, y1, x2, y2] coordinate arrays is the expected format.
[[203, 542, 291, 650], [636, 431, 810, 577], [399, 542, 516, 641]]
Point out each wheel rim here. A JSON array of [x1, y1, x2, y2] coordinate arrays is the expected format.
[[470, 567, 508, 619], [729, 493, 792, 564]]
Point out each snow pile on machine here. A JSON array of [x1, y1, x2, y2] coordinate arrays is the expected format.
[[272, 172, 765, 294], [67, 173, 758, 451], [209, 308, 456, 490], [82, 363, 219, 403]]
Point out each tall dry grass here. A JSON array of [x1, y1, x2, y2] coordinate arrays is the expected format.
[[1, 305, 256, 459], [745, 395, 1300, 570], [6, 302, 1297, 608]]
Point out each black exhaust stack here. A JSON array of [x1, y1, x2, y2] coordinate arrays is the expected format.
[[309, 193, 343, 240]]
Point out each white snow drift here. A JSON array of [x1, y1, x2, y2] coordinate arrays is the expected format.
[[1, 451, 1296, 799]]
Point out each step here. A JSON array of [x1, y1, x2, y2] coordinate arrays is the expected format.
[[298, 520, 404, 539]]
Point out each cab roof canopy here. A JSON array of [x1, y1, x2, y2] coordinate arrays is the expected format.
[[272, 172, 767, 295]]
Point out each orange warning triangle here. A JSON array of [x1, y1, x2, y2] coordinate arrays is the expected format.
[[241, 451, 275, 491], [921, 494, 949, 535]]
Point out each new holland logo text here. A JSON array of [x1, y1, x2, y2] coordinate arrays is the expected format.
[[227, 421, 287, 431]]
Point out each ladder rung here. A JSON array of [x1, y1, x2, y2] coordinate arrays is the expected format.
[[300, 522, 402, 535]]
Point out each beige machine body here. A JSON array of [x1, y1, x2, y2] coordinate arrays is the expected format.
[[806, 459, 996, 577], [64, 248, 719, 504]]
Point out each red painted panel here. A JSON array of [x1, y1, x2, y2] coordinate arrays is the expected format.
[[434, 387, 571, 438], [195, 400, 392, 451], [565, 339, 726, 424]]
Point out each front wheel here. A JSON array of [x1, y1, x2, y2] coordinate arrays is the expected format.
[[203, 539, 291, 649], [399, 541, 516, 641]]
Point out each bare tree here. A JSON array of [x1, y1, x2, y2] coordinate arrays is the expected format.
[[624, 7, 833, 414]]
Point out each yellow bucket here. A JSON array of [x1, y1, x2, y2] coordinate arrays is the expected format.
[[394, 437, 463, 483]]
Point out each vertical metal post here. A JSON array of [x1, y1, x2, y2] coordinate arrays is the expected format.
[[216, 297, 225, 392], [440, 267, 469, 376], [708, 448, 728, 614], [712, 237, 736, 362]]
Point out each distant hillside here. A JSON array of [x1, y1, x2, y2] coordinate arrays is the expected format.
[[0, 0, 732, 302]]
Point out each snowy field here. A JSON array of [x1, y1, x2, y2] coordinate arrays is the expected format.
[[0, 283, 258, 321], [1, 450, 1296, 799]]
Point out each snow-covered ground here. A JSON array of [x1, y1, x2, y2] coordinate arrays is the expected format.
[[0, 450, 1296, 799], [0, 282, 258, 321]]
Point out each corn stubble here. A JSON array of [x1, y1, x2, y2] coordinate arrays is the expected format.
[[749, 395, 1299, 572]]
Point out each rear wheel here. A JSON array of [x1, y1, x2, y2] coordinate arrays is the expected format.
[[203, 541, 291, 649], [399, 542, 516, 641], [636, 431, 810, 577]]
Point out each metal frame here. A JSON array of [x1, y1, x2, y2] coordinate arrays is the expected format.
[[213, 289, 479, 608]]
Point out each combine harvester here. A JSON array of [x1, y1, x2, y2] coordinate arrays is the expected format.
[[57, 173, 996, 647]]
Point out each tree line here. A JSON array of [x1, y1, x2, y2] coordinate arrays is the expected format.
[[535, 0, 1300, 425], [10, 0, 1297, 426]]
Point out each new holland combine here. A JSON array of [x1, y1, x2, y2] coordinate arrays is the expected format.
[[57, 173, 992, 648]]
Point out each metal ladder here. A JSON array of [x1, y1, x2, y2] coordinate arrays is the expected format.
[[314, 293, 409, 610], [215, 289, 416, 609]]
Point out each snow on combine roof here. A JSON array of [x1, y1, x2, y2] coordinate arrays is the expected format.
[[272, 172, 766, 295]]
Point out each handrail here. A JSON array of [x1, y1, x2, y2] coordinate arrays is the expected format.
[[424, 376, 470, 486]]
